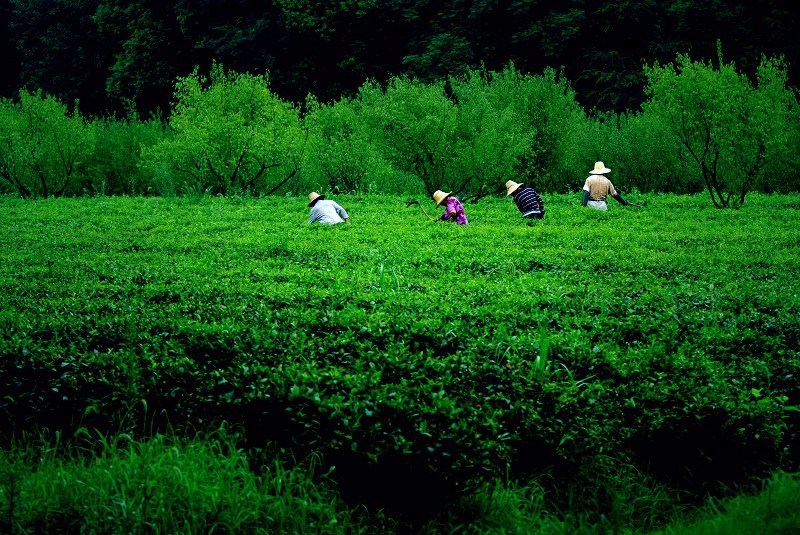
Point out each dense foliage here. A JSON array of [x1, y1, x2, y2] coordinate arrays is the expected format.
[[2, 57, 797, 204], [0, 90, 91, 199], [3, 0, 800, 116], [141, 65, 305, 197], [643, 53, 799, 207], [1, 193, 798, 531]]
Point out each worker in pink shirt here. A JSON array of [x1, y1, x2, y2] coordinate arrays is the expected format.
[[432, 190, 468, 225]]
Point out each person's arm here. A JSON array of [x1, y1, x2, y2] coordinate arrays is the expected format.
[[440, 201, 455, 221], [611, 192, 630, 206], [333, 202, 350, 222], [606, 181, 629, 206], [581, 189, 590, 207]]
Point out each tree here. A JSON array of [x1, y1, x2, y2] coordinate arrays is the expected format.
[[751, 57, 800, 194], [140, 65, 305, 196], [507, 0, 672, 112], [616, 111, 696, 194], [10, 0, 110, 116], [642, 51, 798, 207], [303, 96, 390, 194], [491, 66, 585, 193], [174, 0, 285, 82], [446, 67, 534, 201], [0, 0, 19, 99], [351, 65, 586, 198], [359, 77, 458, 196], [85, 115, 166, 195], [93, 0, 194, 116], [273, 0, 405, 102], [0, 90, 93, 199]]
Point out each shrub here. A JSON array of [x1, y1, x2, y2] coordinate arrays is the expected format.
[[140, 64, 305, 196], [85, 116, 167, 195], [358, 77, 463, 196], [752, 57, 800, 194], [0, 90, 93, 199], [302, 96, 395, 194], [445, 67, 534, 200], [485, 66, 585, 194], [642, 50, 799, 208], [577, 111, 700, 195], [353, 66, 585, 199]]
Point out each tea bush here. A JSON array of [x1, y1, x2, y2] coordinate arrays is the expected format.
[[1, 193, 797, 530]]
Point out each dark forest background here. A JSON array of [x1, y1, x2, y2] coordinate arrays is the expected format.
[[2, 0, 798, 117]]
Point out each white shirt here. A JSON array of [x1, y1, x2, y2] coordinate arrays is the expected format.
[[309, 199, 349, 224]]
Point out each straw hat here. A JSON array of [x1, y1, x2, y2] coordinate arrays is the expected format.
[[505, 180, 523, 196], [432, 190, 451, 206], [308, 191, 325, 207], [589, 161, 611, 175]]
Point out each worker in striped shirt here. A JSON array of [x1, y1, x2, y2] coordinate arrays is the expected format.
[[505, 180, 545, 219]]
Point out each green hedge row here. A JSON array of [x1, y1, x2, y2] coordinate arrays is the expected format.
[[2, 54, 798, 206]]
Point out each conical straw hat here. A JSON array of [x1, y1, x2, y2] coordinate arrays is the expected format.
[[505, 180, 522, 196], [432, 190, 451, 206], [308, 191, 325, 207]]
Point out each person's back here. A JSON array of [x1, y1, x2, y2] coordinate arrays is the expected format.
[[583, 174, 616, 202], [308, 192, 349, 224], [433, 190, 468, 225], [505, 180, 545, 219], [581, 162, 633, 210]]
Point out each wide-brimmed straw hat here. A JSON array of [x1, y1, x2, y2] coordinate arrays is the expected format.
[[589, 161, 611, 175], [308, 191, 325, 207], [505, 180, 523, 196], [432, 190, 452, 206]]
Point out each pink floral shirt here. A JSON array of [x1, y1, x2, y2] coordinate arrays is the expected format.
[[440, 197, 468, 225]]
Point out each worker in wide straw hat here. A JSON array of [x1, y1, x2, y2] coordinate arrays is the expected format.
[[505, 180, 545, 219], [432, 190, 468, 225], [581, 161, 636, 211], [308, 192, 350, 224]]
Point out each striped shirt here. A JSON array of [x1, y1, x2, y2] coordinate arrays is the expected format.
[[511, 185, 545, 217]]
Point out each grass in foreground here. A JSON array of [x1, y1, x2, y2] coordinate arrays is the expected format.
[[2, 433, 798, 533], [0, 192, 798, 532], [0, 431, 368, 534], [654, 472, 800, 535]]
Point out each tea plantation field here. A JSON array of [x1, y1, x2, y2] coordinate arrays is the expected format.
[[1, 193, 799, 532]]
